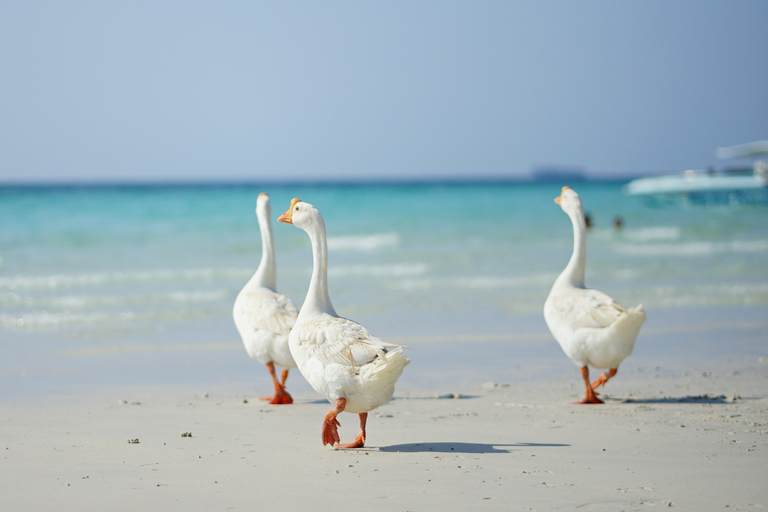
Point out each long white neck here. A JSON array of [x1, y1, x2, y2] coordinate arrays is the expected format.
[[300, 214, 337, 318], [249, 209, 276, 291], [553, 206, 586, 290]]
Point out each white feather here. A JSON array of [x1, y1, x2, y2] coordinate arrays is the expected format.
[[544, 187, 646, 370], [283, 200, 409, 413], [233, 193, 298, 370]]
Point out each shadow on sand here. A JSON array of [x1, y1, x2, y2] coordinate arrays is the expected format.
[[289, 398, 333, 405], [394, 394, 481, 401], [298, 395, 481, 406], [379, 441, 569, 454], [611, 394, 742, 405]]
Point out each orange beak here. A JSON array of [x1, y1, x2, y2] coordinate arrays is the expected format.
[[278, 198, 302, 224], [554, 186, 571, 205]]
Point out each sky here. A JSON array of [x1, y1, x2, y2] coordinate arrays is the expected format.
[[1, 1, 767, 183]]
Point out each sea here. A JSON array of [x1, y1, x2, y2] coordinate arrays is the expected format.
[[2, 180, 767, 400]]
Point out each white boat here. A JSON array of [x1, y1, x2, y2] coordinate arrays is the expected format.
[[624, 141, 768, 207]]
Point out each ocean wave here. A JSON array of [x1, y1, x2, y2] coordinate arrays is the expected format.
[[395, 273, 557, 290], [0, 310, 137, 329], [327, 233, 400, 251], [613, 239, 768, 257], [649, 282, 768, 307], [613, 268, 643, 280], [329, 263, 427, 278], [0, 298, 228, 330], [0, 289, 229, 308], [622, 226, 681, 242], [166, 290, 230, 302], [729, 240, 768, 253], [0, 268, 247, 291], [453, 274, 557, 289]]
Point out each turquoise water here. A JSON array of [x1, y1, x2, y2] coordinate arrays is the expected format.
[[1, 181, 767, 399], [2, 181, 767, 339]]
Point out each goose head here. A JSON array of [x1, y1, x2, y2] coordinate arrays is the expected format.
[[278, 198, 323, 232], [554, 186, 584, 216], [256, 192, 271, 219]]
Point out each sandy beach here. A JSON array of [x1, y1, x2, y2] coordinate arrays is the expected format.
[[2, 306, 767, 511]]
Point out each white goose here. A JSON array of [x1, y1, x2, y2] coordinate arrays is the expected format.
[[233, 193, 298, 405], [544, 186, 646, 404], [278, 198, 410, 448]]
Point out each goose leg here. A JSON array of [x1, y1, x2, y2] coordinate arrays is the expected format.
[[591, 368, 618, 390], [335, 413, 367, 449], [322, 398, 345, 446], [259, 362, 293, 405], [574, 365, 603, 404], [271, 367, 293, 404]]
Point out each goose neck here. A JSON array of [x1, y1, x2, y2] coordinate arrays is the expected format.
[[555, 208, 587, 289], [252, 212, 276, 291], [303, 216, 336, 317]]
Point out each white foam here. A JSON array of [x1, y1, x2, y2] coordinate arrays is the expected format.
[[729, 240, 768, 253], [623, 226, 681, 242], [2, 289, 230, 309], [0, 268, 246, 291], [395, 278, 432, 290], [394, 273, 556, 290], [613, 239, 768, 257], [453, 274, 557, 289], [613, 268, 642, 280], [327, 233, 400, 251], [0, 292, 23, 306], [329, 263, 427, 278], [166, 290, 229, 302], [614, 242, 716, 256], [650, 282, 768, 307], [0, 310, 136, 329]]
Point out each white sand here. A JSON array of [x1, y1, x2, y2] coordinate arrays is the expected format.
[[3, 361, 767, 510], [2, 307, 768, 510]]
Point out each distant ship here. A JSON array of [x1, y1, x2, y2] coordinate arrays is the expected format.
[[624, 141, 768, 207], [532, 165, 586, 182]]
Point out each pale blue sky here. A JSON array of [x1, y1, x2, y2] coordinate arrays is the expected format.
[[1, 1, 766, 183]]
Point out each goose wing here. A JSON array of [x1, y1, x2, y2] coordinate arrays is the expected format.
[[549, 288, 625, 330], [292, 315, 400, 368], [236, 288, 298, 336]]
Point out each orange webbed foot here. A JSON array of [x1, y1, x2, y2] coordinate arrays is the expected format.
[[259, 362, 293, 404], [572, 396, 604, 404], [335, 412, 367, 449], [591, 374, 607, 389], [335, 433, 365, 449], [576, 366, 606, 404], [270, 390, 293, 405], [591, 368, 618, 390], [322, 416, 341, 446], [258, 391, 293, 404]]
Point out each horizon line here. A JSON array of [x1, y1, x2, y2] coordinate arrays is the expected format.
[[0, 174, 640, 188]]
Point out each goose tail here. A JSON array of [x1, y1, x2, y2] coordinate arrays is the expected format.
[[362, 348, 410, 390], [611, 304, 647, 337]]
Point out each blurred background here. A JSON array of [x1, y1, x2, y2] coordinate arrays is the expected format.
[[1, 1, 766, 399]]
